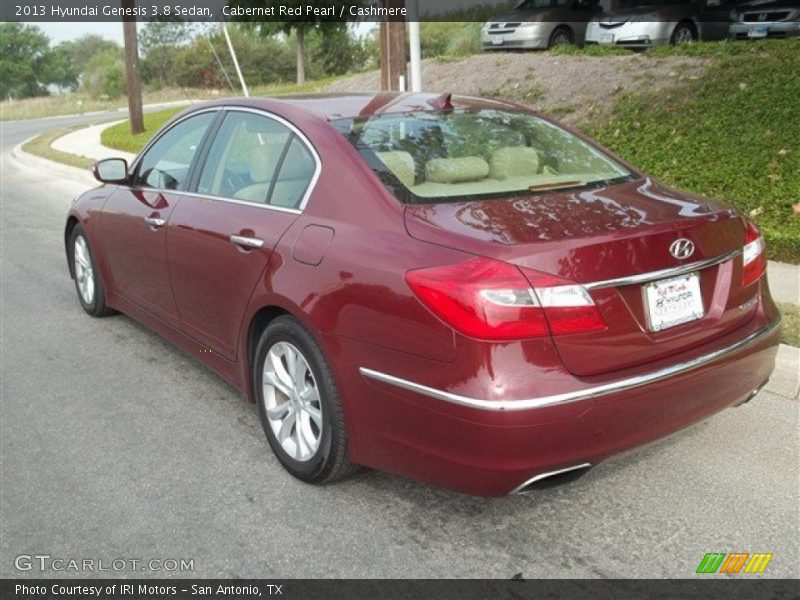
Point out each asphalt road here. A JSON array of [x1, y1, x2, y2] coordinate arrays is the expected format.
[[1, 114, 798, 579]]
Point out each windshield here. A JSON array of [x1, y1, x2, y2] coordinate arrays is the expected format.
[[335, 109, 633, 205]]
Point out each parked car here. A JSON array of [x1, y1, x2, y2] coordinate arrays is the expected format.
[[66, 93, 781, 496], [481, 0, 605, 50], [585, 0, 743, 47], [729, 0, 800, 39]]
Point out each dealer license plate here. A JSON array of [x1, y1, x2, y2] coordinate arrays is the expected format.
[[643, 273, 704, 332], [599, 34, 614, 44]]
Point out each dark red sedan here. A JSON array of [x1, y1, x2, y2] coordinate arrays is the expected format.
[[65, 93, 781, 496]]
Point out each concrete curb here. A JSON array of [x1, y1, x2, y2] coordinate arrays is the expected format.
[[11, 138, 96, 189], [764, 344, 800, 400]]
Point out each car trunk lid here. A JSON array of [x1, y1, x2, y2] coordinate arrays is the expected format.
[[404, 178, 756, 376]]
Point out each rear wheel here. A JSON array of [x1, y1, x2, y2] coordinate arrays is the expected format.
[[69, 225, 114, 317], [671, 22, 697, 44], [254, 316, 356, 484], [549, 26, 574, 48]]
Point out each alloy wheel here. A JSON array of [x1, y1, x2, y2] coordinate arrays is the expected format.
[[262, 341, 323, 462], [674, 26, 694, 44], [73, 236, 95, 305]]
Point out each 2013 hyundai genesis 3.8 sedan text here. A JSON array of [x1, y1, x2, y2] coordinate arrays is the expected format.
[[65, 93, 781, 495]]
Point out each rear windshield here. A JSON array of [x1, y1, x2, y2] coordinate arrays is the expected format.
[[334, 109, 633, 205]]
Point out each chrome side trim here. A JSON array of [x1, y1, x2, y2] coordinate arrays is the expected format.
[[510, 463, 592, 495], [359, 318, 781, 412], [180, 191, 301, 215], [583, 248, 742, 290]]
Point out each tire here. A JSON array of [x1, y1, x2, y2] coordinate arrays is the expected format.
[[671, 22, 697, 45], [254, 315, 356, 484], [549, 26, 574, 49], [69, 224, 114, 317]]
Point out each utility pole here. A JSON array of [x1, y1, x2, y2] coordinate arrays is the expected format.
[[379, 0, 407, 92], [222, 24, 249, 97], [122, 0, 144, 134], [407, 14, 422, 91]]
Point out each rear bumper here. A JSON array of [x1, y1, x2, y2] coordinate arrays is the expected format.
[[342, 302, 781, 496]]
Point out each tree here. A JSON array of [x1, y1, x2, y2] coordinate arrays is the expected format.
[[232, 0, 362, 85], [0, 23, 53, 98], [57, 34, 119, 79]]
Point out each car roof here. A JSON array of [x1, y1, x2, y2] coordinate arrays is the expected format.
[[189, 92, 516, 122]]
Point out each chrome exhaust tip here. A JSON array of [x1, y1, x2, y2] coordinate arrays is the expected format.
[[511, 463, 592, 495], [735, 378, 770, 407]]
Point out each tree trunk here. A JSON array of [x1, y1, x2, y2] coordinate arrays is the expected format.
[[295, 26, 306, 86], [121, 4, 144, 135]]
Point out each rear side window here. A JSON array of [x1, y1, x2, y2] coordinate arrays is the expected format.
[[270, 138, 316, 209], [335, 109, 632, 204], [196, 111, 292, 205], [133, 112, 214, 191]]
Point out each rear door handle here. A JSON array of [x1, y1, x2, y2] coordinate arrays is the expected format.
[[144, 217, 166, 228], [230, 235, 264, 249]]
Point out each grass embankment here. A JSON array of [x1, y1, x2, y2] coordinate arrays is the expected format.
[[778, 303, 800, 347], [1, 76, 346, 122], [21, 126, 93, 170], [585, 40, 800, 264], [100, 107, 184, 154]]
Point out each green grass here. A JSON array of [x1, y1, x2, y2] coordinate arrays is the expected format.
[[778, 303, 800, 347], [101, 107, 184, 154], [585, 39, 800, 263], [22, 127, 94, 170], [100, 77, 344, 154], [549, 44, 632, 57]]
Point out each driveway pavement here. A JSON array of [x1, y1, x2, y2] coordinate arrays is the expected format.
[[1, 115, 798, 579]]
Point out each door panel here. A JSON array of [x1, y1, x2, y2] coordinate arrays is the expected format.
[[101, 111, 216, 320], [167, 109, 316, 359], [168, 198, 297, 358], [102, 188, 183, 318]]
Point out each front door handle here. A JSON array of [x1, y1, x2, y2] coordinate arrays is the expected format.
[[144, 217, 166, 228], [230, 235, 265, 249]]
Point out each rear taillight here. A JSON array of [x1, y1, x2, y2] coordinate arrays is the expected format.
[[742, 220, 766, 287], [404, 257, 606, 341]]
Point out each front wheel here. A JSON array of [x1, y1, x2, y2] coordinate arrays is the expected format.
[[671, 23, 697, 44], [69, 225, 114, 317], [254, 316, 356, 484], [549, 27, 574, 48]]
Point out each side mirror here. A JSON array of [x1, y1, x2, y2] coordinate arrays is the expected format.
[[93, 158, 129, 184]]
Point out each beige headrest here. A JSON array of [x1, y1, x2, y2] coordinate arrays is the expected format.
[[376, 151, 415, 188], [489, 146, 539, 180], [425, 156, 489, 184]]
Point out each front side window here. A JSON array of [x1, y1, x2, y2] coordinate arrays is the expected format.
[[335, 109, 632, 204], [133, 112, 214, 191]]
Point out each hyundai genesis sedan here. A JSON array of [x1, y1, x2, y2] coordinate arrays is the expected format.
[[65, 93, 781, 496]]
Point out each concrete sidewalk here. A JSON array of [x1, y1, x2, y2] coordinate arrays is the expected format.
[[51, 119, 136, 163]]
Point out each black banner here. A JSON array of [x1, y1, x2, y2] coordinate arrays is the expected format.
[[5, 0, 799, 24], [2, 579, 800, 600]]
